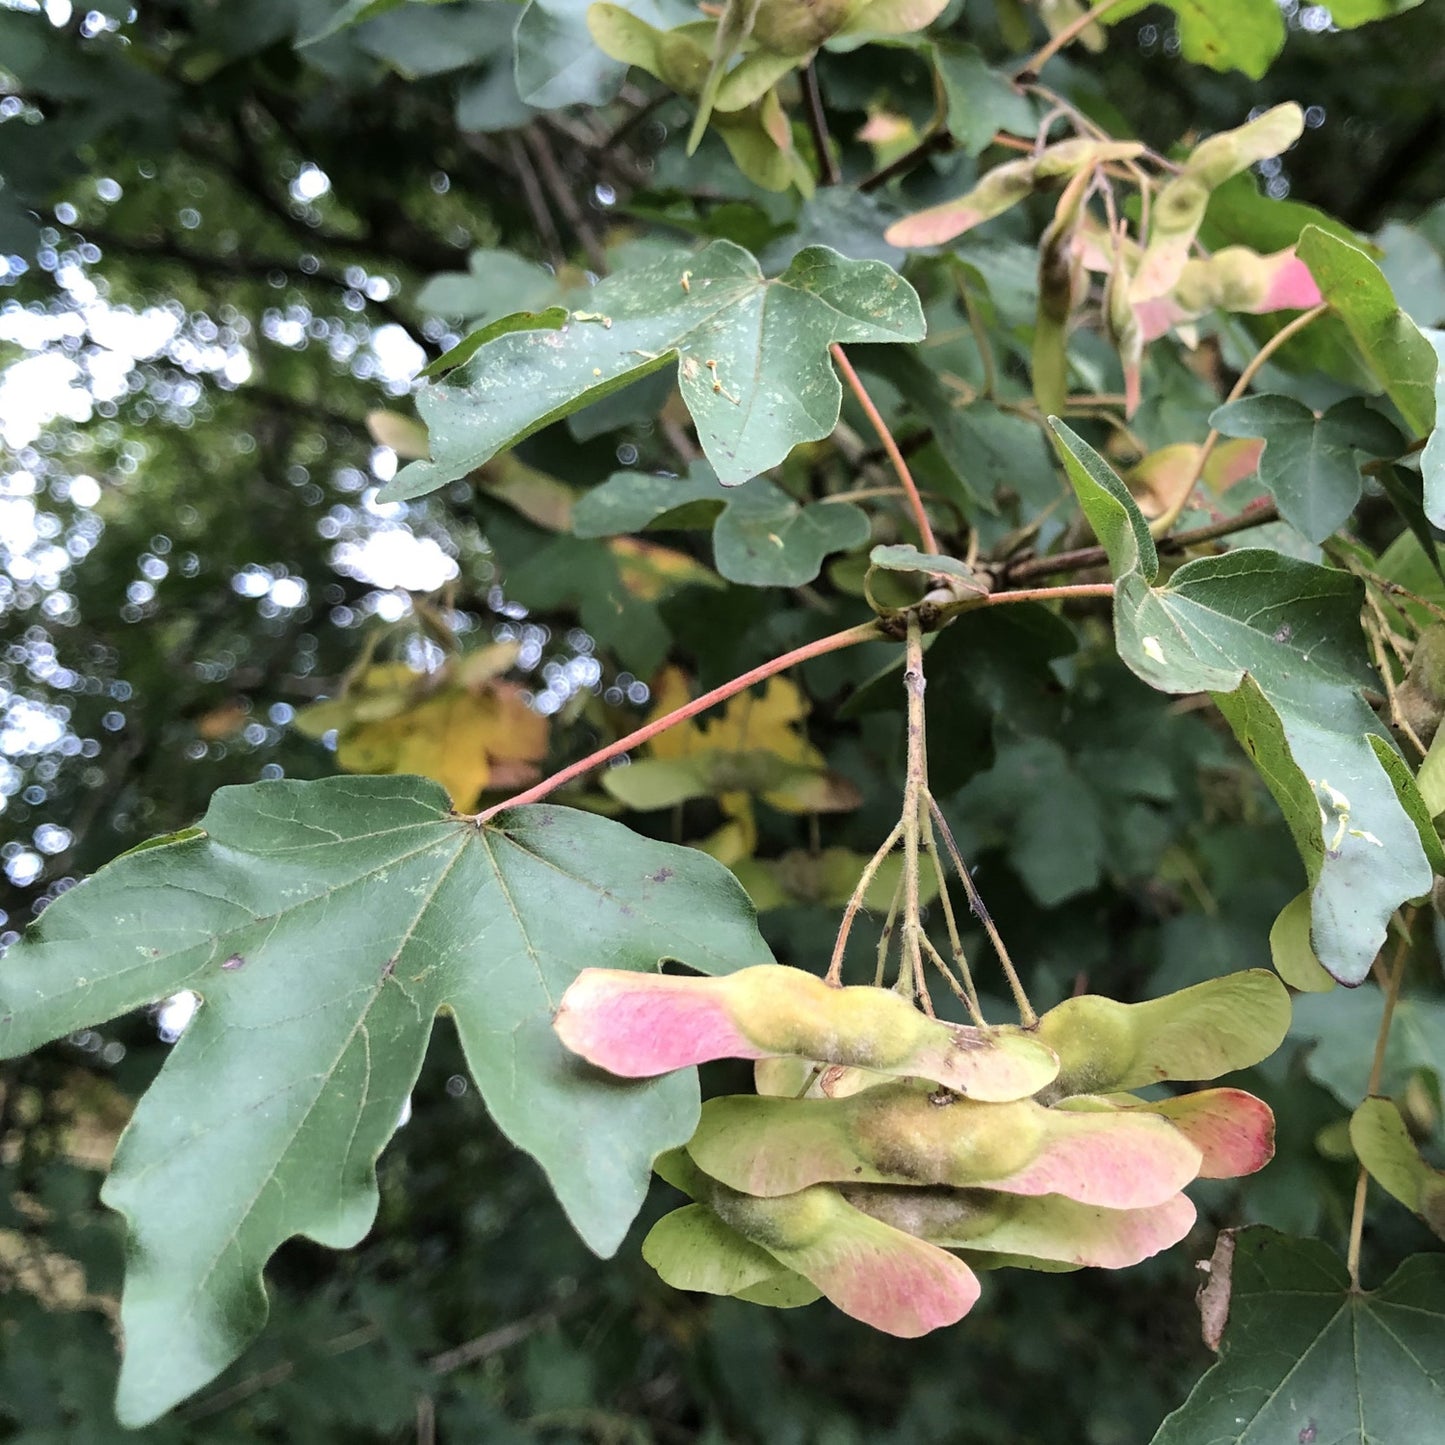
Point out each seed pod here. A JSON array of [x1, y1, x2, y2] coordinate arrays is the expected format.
[[1059, 1088, 1275, 1179], [1131, 104, 1303, 303], [1031, 970, 1291, 1098], [554, 964, 1060, 1100], [705, 1178, 983, 1336], [686, 1082, 1202, 1207], [841, 1182, 1197, 1269], [642, 1201, 822, 1304]]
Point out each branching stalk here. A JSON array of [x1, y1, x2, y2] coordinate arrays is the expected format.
[[927, 791, 1036, 1026], [923, 813, 985, 1025], [827, 822, 903, 984]]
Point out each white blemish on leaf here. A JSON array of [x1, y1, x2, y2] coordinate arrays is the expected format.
[[1142, 636, 1166, 664]]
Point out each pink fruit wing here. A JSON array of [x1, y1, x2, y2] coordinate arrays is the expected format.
[[797, 1211, 983, 1337], [553, 969, 759, 1076], [982, 1110, 1201, 1208]]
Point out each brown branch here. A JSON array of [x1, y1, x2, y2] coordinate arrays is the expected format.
[[522, 127, 609, 273], [506, 133, 564, 268], [999, 501, 1282, 585], [801, 63, 840, 187]]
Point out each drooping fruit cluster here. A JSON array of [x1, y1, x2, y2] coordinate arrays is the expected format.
[[553, 965, 1290, 1336]]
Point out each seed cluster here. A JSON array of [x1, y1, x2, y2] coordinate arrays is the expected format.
[[554, 964, 1288, 1336]]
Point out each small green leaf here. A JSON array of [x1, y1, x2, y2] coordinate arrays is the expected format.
[[1418, 329, 1445, 527], [931, 41, 1037, 155], [1324, 0, 1424, 22], [575, 464, 870, 587], [1100, 0, 1285, 79], [414, 248, 560, 325], [513, 0, 696, 108], [1152, 1229, 1445, 1444], [1298, 224, 1437, 438], [1268, 890, 1336, 993], [0, 777, 774, 1424], [503, 534, 710, 673], [385, 242, 924, 499], [1350, 1097, 1445, 1239], [1209, 394, 1402, 543], [713, 481, 870, 587], [868, 544, 987, 591]]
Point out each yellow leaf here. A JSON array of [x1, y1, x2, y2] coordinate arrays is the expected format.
[[609, 536, 721, 599], [338, 682, 546, 811]]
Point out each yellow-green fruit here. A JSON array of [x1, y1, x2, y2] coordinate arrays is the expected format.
[[1035, 995, 1138, 1097], [752, 0, 856, 53]]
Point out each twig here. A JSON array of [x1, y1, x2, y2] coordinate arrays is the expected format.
[[982, 582, 1114, 607], [898, 615, 929, 1001], [858, 129, 953, 192], [827, 823, 904, 984], [1016, 0, 1130, 79], [523, 127, 609, 274], [874, 868, 905, 987], [1001, 502, 1282, 584], [1346, 918, 1413, 1291], [475, 621, 882, 820], [801, 63, 841, 187], [927, 792, 1035, 1026], [428, 1299, 583, 1374], [831, 344, 939, 553], [922, 816, 985, 1024], [507, 133, 564, 268]]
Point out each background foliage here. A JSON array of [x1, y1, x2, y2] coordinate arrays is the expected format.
[[3, 0, 1445, 1440]]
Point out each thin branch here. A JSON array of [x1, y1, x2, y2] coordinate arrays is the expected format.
[[507, 133, 564, 268], [523, 126, 609, 273], [927, 792, 1035, 1026], [1000, 502, 1281, 584], [801, 63, 841, 187], [898, 615, 929, 1002], [982, 582, 1114, 607], [1016, 0, 1131, 79], [474, 620, 883, 820], [1347, 917, 1413, 1291], [827, 823, 904, 984], [831, 344, 939, 553], [858, 129, 952, 192]]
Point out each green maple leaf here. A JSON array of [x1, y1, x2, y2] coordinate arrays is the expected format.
[[382, 241, 925, 499], [1051, 421, 1433, 984], [0, 776, 773, 1424], [573, 462, 871, 587], [1210, 393, 1403, 543], [1152, 1229, 1445, 1444], [1299, 224, 1437, 439], [1101, 0, 1284, 79]]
